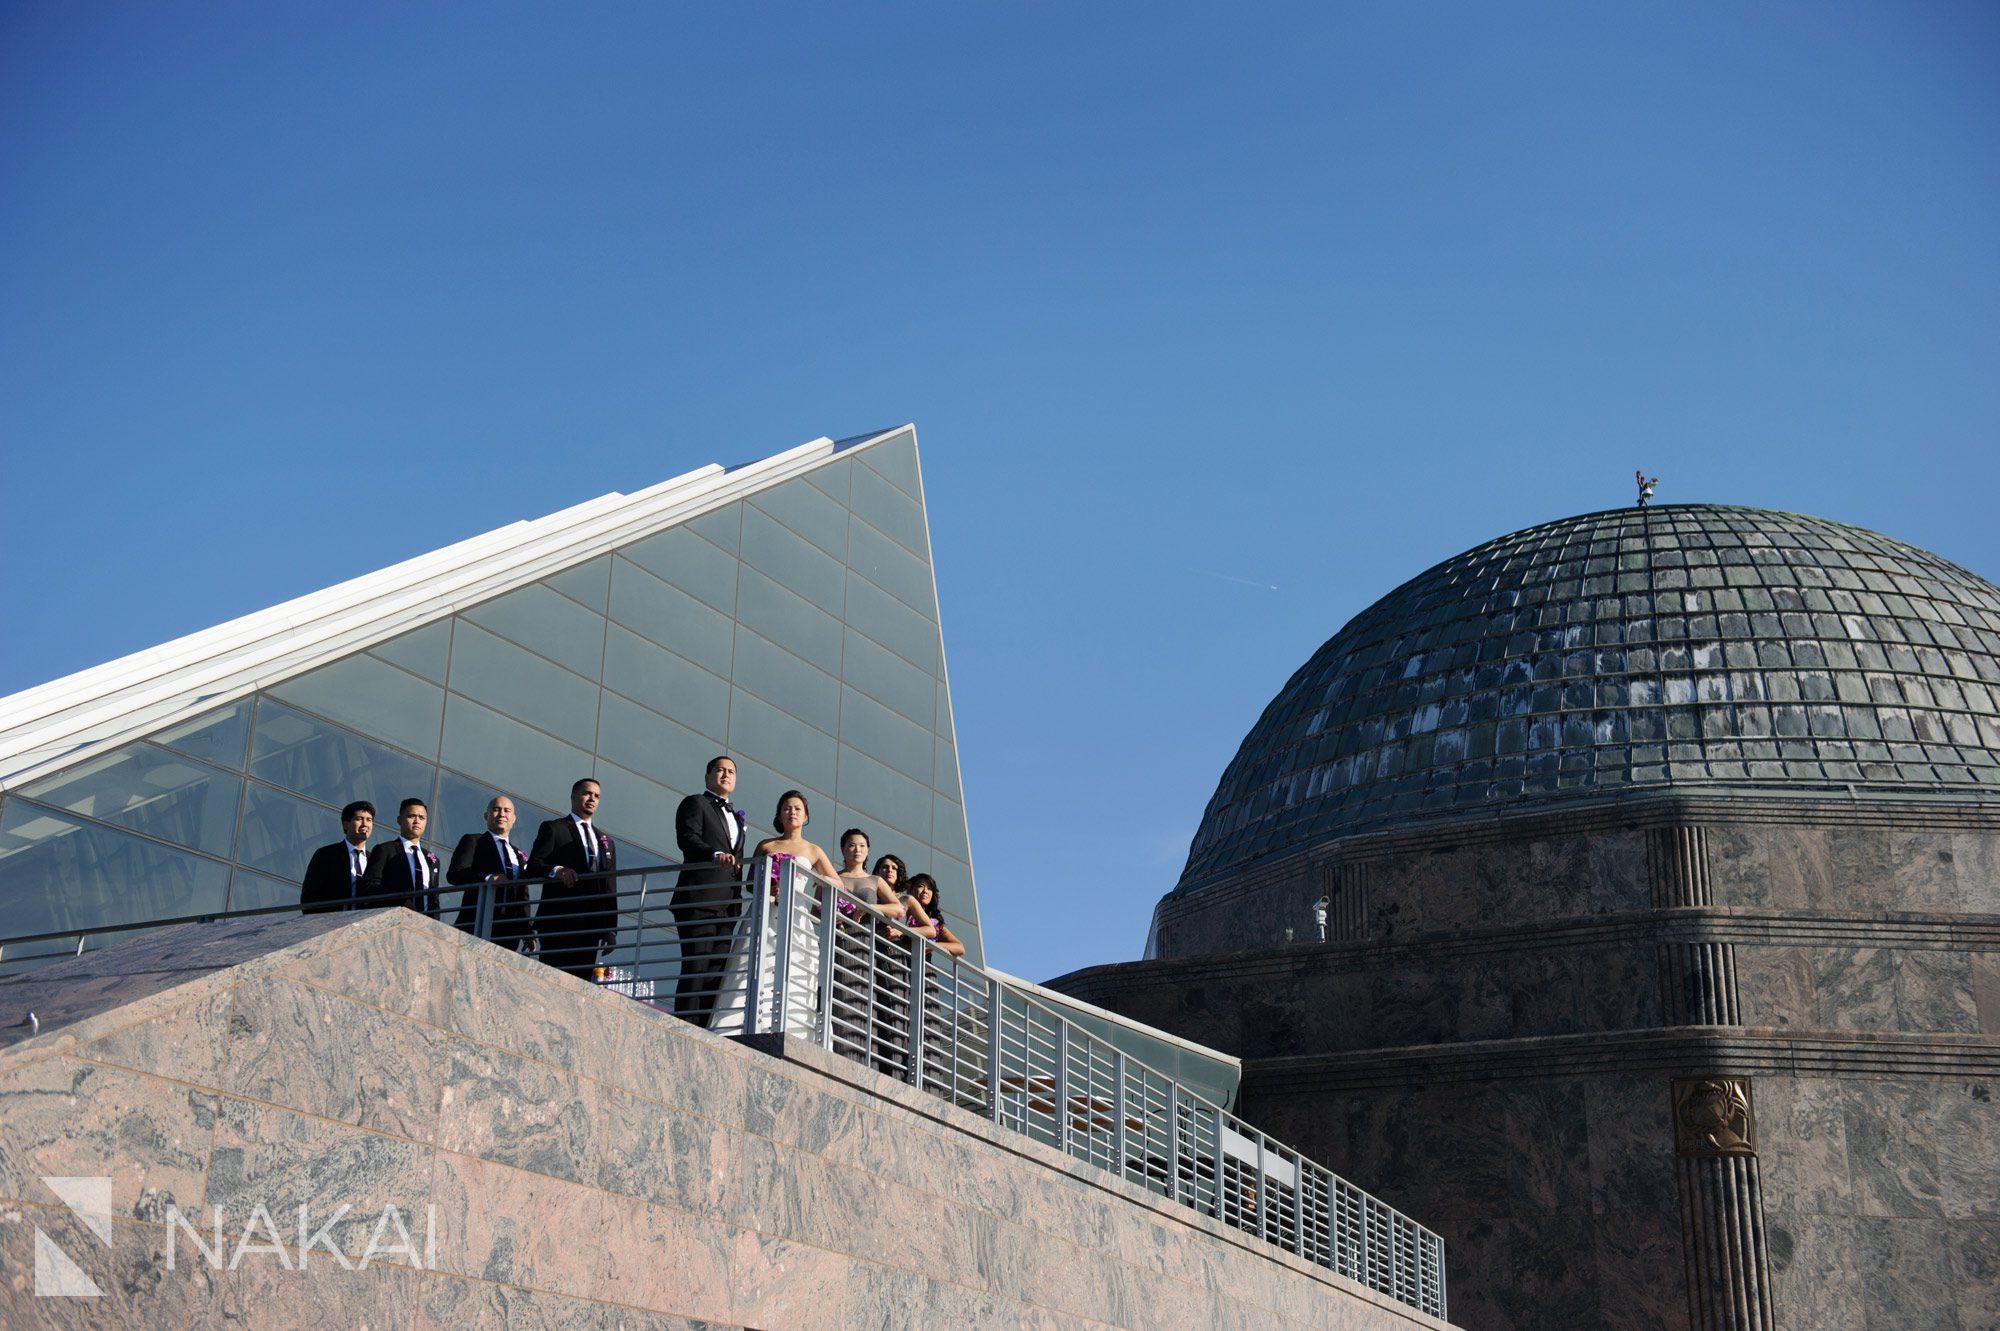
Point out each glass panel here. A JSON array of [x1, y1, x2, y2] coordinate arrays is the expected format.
[[369, 621, 451, 684], [608, 557, 735, 679], [932, 794, 971, 862], [736, 565, 842, 667], [589, 760, 681, 858], [227, 866, 303, 914], [21, 742, 242, 858], [601, 625, 729, 739], [447, 622, 601, 745], [748, 475, 849, 560], [842, 629, 935, 727], [268, 652, 445, 761], [434, 769, 561, 857], [250, 698, 435, 812], [621, 525, 740, 615], [155, 702, 251, 771], [236, 781, 350, 882], [464, 583, 607, 680], [849, 461, 927, 556], [547, 556, 611, 612], [846, 516, 934, 619], [0, 800, 230, 936], [805, 458, 852, 507], [733, 627, 841, 735], [438, 694, 590, 816], [844, 574, 939, 674], [741, 503, 845, 617], [688, 504, 741, 554], [835, 745, 932, 847], [595, 693, 718, 800], [857, 430, 921, 499], [838, 686, 933, 785], [934, 736, 963, 802], [728, 689, 837, 795]]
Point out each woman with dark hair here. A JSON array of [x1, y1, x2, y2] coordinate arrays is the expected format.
[[750, 790, 841, 881], [871, 853, 908, 897], [904, 873, 965, 958], [836, 829, 910, 920]]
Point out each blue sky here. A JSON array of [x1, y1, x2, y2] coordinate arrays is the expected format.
[[4, 3, 1997, 983]]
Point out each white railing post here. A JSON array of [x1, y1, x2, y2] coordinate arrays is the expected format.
[[1053, 1020, 1071, 1156], [735, 867, 758, 1028], [1111, 1051, 1128, 1183], [985, 974, 1003, 1124], [815, 869, 837, 1049], [1166, 1082, 1181, 1206], [907, 937, 927, 1089], [471, 875, 496, 941]]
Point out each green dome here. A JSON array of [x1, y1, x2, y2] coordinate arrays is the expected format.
[[1177, 505, 2000, 892]]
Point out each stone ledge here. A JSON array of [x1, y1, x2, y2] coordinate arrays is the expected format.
[[1057, 907, 2000, 990], [1168, 791, 2000, 909], [1247, 1028, 2000, 1091]]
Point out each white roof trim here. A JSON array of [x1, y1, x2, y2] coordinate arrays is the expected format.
[[987, 968, 1244, 1071], [0, 426, 916, 791]]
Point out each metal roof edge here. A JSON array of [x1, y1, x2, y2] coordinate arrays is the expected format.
[[0, 427, 914, 791]]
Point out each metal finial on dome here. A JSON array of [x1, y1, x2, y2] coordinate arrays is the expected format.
[[1635, 470, 1659, 507]]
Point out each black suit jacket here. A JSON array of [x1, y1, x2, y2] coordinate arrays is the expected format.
[[528, 817, 618, 945], [301, 839, 368, 914], [448, 832, 534, 947], [675, 792, 744, 892], [361, 839, 443, 918]]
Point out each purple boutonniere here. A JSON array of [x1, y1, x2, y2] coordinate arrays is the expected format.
[[599, 835, 613, 853], [729, 807, 745, 825]]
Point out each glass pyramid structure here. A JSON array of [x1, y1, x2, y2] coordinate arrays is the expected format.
[[0, 426, 983, 964]]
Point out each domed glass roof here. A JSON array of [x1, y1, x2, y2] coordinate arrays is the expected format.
[[1177, 505, 2000, 891]]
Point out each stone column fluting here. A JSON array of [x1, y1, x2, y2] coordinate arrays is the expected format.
[[1673, 1077, 1775, 1331], [1649, 824, 1714, 908], [1322, 862, 1369, 942]]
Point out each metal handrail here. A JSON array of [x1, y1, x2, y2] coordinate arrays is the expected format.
[[744, 856, 1449, 1321], [0, 855, 1447, 1320]]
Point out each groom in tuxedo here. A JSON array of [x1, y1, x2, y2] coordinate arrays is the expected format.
[[528, 777, 617, 980], [673, 755, 746, 1026], [449, 794, 535, 954]]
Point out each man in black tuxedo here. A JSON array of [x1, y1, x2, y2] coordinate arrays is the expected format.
[[672, 755, 746, 1025], [449, 794, 535, 954], [300, 801, 375, 913], [361, 797, 443, 918], [528, 777, 617, 980]]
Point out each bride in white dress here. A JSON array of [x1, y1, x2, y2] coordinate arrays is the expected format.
[[705, 791, 843, 1037]]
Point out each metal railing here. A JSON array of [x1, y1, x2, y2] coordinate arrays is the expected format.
[[0, 857, 1447, 1320], [727, 856, 1447, 1320]]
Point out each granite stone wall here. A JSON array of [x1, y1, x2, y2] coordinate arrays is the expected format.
[[0, 911, 1454, 1330], [1150, 796, 2000, 960], [1232, 1048, 1999, 1331], [1068, 793, 2000, 1330]]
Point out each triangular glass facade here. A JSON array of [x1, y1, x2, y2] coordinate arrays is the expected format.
[[0, 428, 982, 964]]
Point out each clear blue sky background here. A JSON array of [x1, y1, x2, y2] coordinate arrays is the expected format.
[[5, 3, 1997, 983]]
